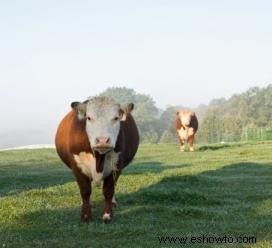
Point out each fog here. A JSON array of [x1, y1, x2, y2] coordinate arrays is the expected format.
[[1, 1, 272, 148]]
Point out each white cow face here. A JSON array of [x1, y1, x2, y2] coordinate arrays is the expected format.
[[71, 97, 134, 154]]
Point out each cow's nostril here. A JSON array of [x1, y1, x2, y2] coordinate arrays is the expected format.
[[106, 137, 111, 144]]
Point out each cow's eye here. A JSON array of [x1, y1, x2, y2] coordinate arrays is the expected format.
[[113, 116, 119, 121], [87, 116, 94, 122]]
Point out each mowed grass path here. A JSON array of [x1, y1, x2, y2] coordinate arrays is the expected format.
[[0, 143, 272, 247]]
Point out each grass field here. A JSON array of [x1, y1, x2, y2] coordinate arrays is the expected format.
[[0, 142, 272, 247]]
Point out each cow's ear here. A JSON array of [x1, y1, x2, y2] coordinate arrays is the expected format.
[[120, 103, 134, 121], [71, 101, 87, 120]]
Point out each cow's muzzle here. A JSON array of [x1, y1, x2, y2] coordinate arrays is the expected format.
[[93, 146, 114, 154], [93, 137, 114, 154]]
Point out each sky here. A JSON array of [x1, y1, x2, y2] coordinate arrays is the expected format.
[[1, 0, 272, 146]]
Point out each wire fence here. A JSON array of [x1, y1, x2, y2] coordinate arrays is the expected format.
[[241, 127, 272, 142]]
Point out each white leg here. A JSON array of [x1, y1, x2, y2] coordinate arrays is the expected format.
[[102, 212, 111, 222]]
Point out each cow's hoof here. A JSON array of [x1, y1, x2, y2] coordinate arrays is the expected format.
[[189, 147, 194, 152], [81, 205, 91, 222], [180, 146, 185, 152], [81, 214, 91, 223], [102, 212, 112, 224]]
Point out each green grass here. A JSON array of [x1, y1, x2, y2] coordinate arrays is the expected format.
[[0, 142, 272, 247]]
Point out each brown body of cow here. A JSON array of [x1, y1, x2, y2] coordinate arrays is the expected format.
[[175, 110, 198, 152], [55, 97, 139, 223]]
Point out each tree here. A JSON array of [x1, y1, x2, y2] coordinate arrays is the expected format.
[[198, 84, 272, 143], [100, 87, 137, 103], [155, 106, 179, 139], [99, 84, 272, 144], [197, 108, 223, 143], [100, 87, 159, 143], [141, 129, 159, 144], [159, 130, 176, 143]]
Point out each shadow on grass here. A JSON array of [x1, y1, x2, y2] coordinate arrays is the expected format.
[[123, 161, 191, 175], [1, 162, 272, 247], [198, 143, 235, 151], [197, 141, 272, 151], [0, 163, 73, 198], [0, 159, 186, 198]]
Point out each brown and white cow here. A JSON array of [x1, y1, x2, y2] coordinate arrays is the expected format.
[[55, 96, 139, 223], [175, 110, 198, 152]]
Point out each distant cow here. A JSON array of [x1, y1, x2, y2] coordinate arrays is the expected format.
[[55, 96, 139, 223], [175, 110, 198, 152]]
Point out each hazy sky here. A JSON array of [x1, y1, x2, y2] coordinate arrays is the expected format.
[[1, 1, 272, 142]]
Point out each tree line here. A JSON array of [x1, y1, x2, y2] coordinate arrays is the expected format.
[[100, 85, 272, 144], [198, 85, 272, 143]]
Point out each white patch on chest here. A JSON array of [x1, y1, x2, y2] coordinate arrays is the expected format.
[[73, 151, 119, 185], [178, 127, 194, 141], [181, 115, 191, 126]]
